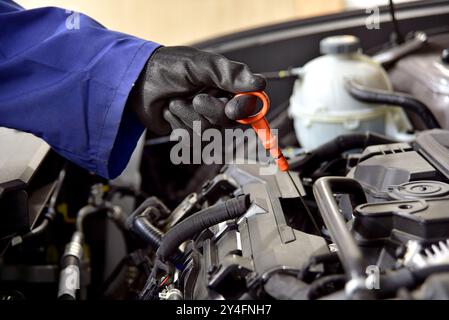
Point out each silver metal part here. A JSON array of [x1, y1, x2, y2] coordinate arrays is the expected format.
[[403, 241, 426, 268], [403, 240, 449, 269], [424, 240, 449, 266], [90, 184, 105, 207], [344, 277, 366, 297], [57, 265, 80, 299], [57, 231, 84, 299], [63, 231, 84, 261], [159, 287, 183, 300]]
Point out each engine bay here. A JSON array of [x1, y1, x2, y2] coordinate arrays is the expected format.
[[3, 1, 449, 301]]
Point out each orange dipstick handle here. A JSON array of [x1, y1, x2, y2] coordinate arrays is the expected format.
[[235, 91, 289, 172]]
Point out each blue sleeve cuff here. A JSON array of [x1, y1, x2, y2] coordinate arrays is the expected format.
[[95, 41, 160, 179]]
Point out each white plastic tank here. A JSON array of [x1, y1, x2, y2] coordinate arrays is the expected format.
[[289, 35, 410, 150]]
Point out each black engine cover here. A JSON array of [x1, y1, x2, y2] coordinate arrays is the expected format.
[[351, 130, 449, 244]]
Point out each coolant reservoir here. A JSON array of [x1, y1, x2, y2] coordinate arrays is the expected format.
[[289, 35, 405, 150]]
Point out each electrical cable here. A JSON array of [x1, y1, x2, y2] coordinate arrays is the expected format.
[[389, 0, 404, 44]]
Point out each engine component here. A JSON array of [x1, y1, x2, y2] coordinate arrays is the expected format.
[[301, 128, 449, 298], [157, 194, 251, 264], [348, 142, 438, 200], [288, 35, 409, 150], [175, 133, 449, 300], [415, 129, 449, 181], [403, 240, 449, 269], [345, 80, 440, 129], [388, 181, 449, 200], [58, 231, 83, 300], [288, 131, 396, 174], [341, 130, 449, 248], [126, 197, 183, 264], [0, 128, 52, 246], [312, 177, 371, 299], [372, 31, 428, 67], [389, 33, 449, 129], [0, 128, 50, 196], [57, 184, 126, 300], [354, 198, 449, 243], [16, 168, 66, 243], [159, 286, 183, 300], [425, 240, 449, 266], [179, 164, 328, 300], [412, 273, 449, 300], [164, 193, 203, 229], [347, 130, 449, 203], [130, 211, 164, 252]]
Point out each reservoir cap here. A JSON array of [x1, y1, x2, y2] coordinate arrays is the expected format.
[[320, 35, 361, 55]]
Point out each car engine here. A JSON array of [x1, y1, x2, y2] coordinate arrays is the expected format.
[[141, 129, 449, 300], [4, 129, 449, 300]]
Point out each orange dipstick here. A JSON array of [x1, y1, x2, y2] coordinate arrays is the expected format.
[[235, 91, 289, 172]]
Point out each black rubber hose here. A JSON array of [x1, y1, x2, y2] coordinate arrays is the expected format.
[[133, 216, 164, 249], [413, 264, 449, 281], [307, 274, 347, 300], [378, 268, 415, 297], [345, 80, 440, 129], [378, 264, 449, 297], [157, 194, 251, 262], [300, 251, 340, 280], [313, 177, 367, 284], [128, 208, 184, 264], [289, 132, 396, 173], [76, 205, 103, 234], [15, 167, 67, 244]]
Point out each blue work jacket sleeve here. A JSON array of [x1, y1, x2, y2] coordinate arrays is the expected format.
[[0, 2, 160, 179]]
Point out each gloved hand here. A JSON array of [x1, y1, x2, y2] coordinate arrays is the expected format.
[[128, 46, 266, 135]]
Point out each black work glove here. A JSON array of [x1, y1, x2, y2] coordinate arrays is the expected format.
[[128, 46, 266, 135]]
